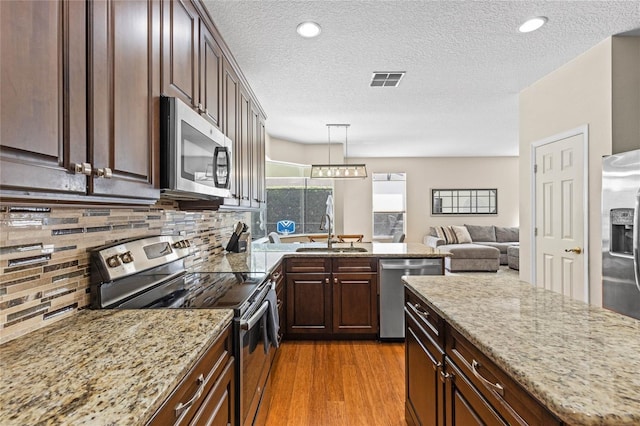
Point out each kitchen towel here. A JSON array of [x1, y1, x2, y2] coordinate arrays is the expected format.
[[265, 287, 280, 348]]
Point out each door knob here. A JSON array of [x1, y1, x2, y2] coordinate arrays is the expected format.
[[564, 247, 582, 254]]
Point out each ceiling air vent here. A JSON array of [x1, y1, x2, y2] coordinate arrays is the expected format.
[[370, 72, 405, 87]]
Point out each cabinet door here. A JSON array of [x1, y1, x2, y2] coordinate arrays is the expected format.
[[286, 273, 332, 335], [222, 57, 240, 204], [161, 0, 198, 107], [405, 311, 444, 426], [189, 359, 235, 426], [250, 104, 261, 208], [238, 85, 252, 207], [332, 272, 378, 335], [444, 360, 506, 426], [199, 22, 222, 128], [0, 0, 87, 196], [88, 0, 159, 201]]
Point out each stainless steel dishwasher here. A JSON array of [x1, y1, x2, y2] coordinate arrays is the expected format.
[[379, 258, 443, 340]]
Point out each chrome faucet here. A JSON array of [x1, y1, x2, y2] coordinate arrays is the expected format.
[[319, 214, 333, 249]]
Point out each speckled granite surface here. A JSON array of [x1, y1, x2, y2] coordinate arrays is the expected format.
[[0, 309, 233, 425], [403, 273, 640, 426], [190, 242, 448, 273]]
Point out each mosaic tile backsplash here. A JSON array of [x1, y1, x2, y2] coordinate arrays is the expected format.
[[0, 200, 250, 344]]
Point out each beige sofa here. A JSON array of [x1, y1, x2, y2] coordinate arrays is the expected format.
[[424, 225, 519, 272]]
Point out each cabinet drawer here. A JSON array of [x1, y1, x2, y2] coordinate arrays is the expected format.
[[445, 325, 560, 426], [286, 257, 330, 273], [405, 287, 444, 349], [148, 325, 232, 425], [332, 257, 377, 272]]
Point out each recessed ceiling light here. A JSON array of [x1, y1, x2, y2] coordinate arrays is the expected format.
[[519, 16, 548, 33], [296, 22, 321, 38]]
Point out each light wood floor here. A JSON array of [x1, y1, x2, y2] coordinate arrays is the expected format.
[[264, 341, 406, 426]]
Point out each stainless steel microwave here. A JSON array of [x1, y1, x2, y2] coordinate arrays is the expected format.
[[160, 96, 232, 199]]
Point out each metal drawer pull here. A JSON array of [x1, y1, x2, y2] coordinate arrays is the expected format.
[[472, 360, 504, 396], [174, 373, 205, 417], [414, 303, 430, 318], [432, 361, 442, 372]]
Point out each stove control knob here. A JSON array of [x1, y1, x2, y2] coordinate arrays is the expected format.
[[172, 241, 184, 249], [120, 251, 134, 263], [184, 239, 191, 247], [106, 255, 121, 268]]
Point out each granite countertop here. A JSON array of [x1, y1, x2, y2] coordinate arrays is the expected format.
[[189, 242, 449, 274], [403, 273, 640, 426], [0, 309, 234, 425]]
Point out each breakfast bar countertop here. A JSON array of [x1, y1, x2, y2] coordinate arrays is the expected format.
[[403, 273, 640, 426], [0, 309, 234, 426], [189, 242, 449, 274]]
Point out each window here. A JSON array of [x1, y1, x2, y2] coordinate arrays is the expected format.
[[372, 173, 406, 240], [266, 177, 333, 235]]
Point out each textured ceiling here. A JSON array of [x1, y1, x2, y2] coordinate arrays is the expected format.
[[202, 0, 640, 158]]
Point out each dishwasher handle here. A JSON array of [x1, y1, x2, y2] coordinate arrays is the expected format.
[[380, 260, 441, 270]]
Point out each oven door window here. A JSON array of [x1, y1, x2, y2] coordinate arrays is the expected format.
[[181, 120, 218, 188]]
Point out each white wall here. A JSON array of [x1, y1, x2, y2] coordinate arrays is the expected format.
[[519, 36, 640, 307]]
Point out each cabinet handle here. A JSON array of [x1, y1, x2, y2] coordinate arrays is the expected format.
[[471, 360, 504, 396], [71, 162, 92, 176], [174, 373, 205, 417], [333, 277, 338, 284], [432, 361, 442, 372], [94, 167, 113, 179], [325, 278, 329, 284], [439, 370, 452, 383], [272, 272, 281, 280], [197, 103, 205, 113], [413, 303, 430, 318]]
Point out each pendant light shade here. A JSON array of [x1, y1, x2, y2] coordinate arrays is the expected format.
[[310, 124, 368, 179]]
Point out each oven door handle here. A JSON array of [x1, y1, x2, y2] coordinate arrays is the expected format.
[[240, 300, 269, 330]]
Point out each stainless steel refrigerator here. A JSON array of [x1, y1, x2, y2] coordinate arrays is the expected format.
[[602, 149, 640, 320]]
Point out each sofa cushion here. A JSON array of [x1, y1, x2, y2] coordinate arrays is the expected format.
[[464, 224, 496, 242], [473, 241, 518, 254], [451, 225, 472, 244], [495, 226, 519, 243], [438, 243, 500, 260], [434, 226, 459, 244]]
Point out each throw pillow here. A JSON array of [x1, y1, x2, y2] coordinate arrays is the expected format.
[[464, 224, 496, 242], [435, 226, 458, 244], [495, 226, 519, 243], [451, 225, 472, 244]]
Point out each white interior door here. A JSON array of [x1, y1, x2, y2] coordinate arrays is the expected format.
[[533, 129, 588, 302]]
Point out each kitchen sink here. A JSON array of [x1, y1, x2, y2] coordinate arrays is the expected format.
[[295, 247, 369, 253]]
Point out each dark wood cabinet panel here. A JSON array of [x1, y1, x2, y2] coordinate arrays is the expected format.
[[0, 0, 87, 196], [286, 273, 332, 334], [238, 85, 252, 208], [285, 257, 378, 338], [406, 313, 444, 426], [444, 360, 506, 426], [88, 0, 159, 201], [161, 0, 198, 106], [188, 358, 235, 426], [333, 272, 378, 334], [222, 57, 239, 204], [199, 22, 222, 128]]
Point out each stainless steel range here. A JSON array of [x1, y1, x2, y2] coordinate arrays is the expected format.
[[89, 235, 277, 426]]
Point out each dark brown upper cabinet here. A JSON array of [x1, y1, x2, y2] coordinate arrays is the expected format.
[[0, 0, 88, 199], [200, 22, 222, 128], [88, 0, 160, 202]]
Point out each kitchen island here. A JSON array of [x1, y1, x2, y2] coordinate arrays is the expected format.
[[0, 309, 233, 425], [403, 273, 640, 426]]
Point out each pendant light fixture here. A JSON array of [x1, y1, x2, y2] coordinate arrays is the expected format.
[[310, 124, 368, 179]]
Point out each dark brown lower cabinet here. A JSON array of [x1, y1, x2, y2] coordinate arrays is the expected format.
[[148, 324, 234, 426], [285, 257, 378, 339], [404, 286, 561, 426], [405, 311, 444, 426]]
